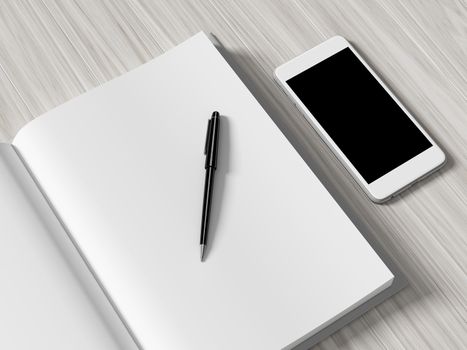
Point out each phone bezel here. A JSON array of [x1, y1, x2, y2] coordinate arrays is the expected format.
[[274, 36, 445, 202]]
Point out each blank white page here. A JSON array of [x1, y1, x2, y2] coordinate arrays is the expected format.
[[0, 144, 137, 350], [13, 32, 393, 350]]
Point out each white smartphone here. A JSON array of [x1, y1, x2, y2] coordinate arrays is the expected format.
[[274, 36, 445, 203]]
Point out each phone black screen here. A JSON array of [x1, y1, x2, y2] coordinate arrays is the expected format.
[[286, 48, 432, 183]]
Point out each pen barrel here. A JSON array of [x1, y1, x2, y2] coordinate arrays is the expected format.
[[200, 167, 215, 245]]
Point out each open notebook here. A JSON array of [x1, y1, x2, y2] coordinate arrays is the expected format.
[[1, 32, 396, 349]]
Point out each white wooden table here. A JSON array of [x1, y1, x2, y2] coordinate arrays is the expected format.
[[0, 1, 465, 349]]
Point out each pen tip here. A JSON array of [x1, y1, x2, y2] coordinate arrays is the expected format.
[[212, 111, 219, 118], [200, 245, 206, 262]]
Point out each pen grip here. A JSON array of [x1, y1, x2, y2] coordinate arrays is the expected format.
[[200, 167, 215, 245]]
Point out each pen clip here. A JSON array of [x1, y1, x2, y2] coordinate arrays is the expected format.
[[204, 118, 213, 155]]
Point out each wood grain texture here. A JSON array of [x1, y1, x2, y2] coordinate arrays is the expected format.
[[0, 0, 465, 349]]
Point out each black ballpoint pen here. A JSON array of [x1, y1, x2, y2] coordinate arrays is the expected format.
[[200, 111, 220, 261]]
